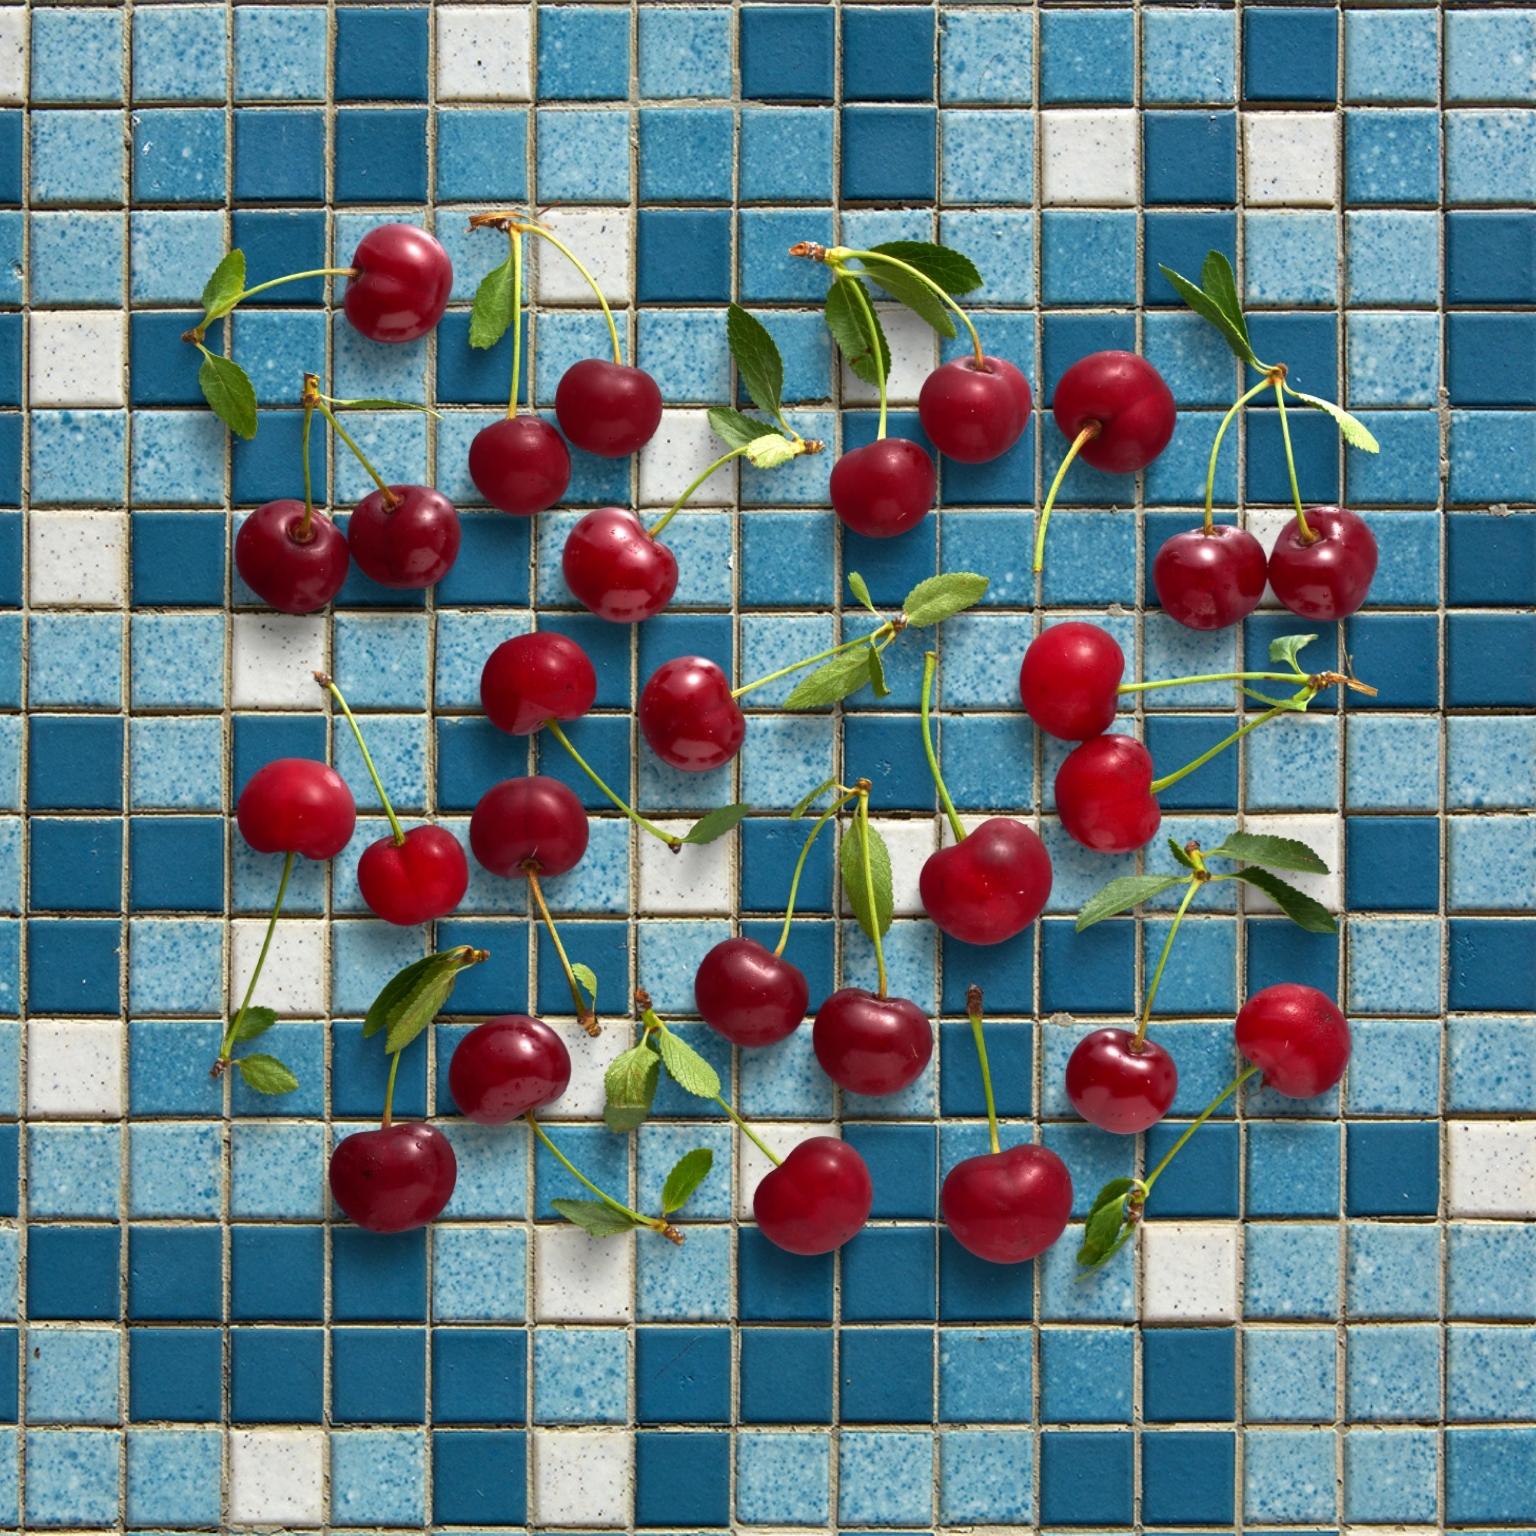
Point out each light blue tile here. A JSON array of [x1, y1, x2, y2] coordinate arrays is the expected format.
[[1347, 716, 1440, 809], [1142, 9, 1236, 103], [129, 919, 224, 1015], [1348, 918, 1440, 1014], [25, 1429, 121, 1527], [30, 213, 126, 305], [1347, 312, 1440, 406], [330, 1430, 426, 1526], [28, 1125, 121, 1221], [1243, 212, 1339, 305], [1346, 1324, 1441, 1421], [1449, 816, 1536, 911], [128, 1123, 222, 1218], [1343, 1426, 1438, 1522], [432, 1226, 526, 1321], [26, 1328, 120, 1425], [940, 1429, 1032, 1523], [1243, 1428, 1336, 1524], [234, 6, 329, 101], [126, 1428, 221, 1528], [838, 1430, 934, 1527], [737, 1431, 831, 1525], [1447, 10, 1536, 102], [1345, 10, 1441, 102], [1447, 109, 1536, 203], [231, 1122, 326, 1219], [534, 1328, 628, 1424], [133, 8, 228, 101], [1244, 1327, 1336, 1422], [1247, 1223, 1339, 1319], [1346, 1019, 1440, 1114], [1347, 1221, 1439, 1318], [637, 1223, 732, 1321]]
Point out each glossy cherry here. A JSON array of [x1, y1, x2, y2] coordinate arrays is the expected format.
[[563, 507, 678, 624], [357, 825, 469, 926], [1053, 350, 1176, 474], [449, 1014, 572, 1124], [1153, 524, 1268, 631], [235, 499, 350, 614], [941, 1143, 1073, 1264], [920, 819, 1052, 946], [343, 224, 453, 345], [555, 359, 663, 458], [1268, 507, 1379, 621], [1066, 1027, 1179, 1134], [1055, 735, 1161, 854], [469, 776, 589, 878], [481, 631, 597, 737], [329, 1122, 457, 1232], [469, 416, 571, 516], [237, 758, 357, 860], [1236, 983, 1351, 1098], [694, 938, 809, 1048], [917, 355, 1032, 464], [830, 438, 937, 538], [753, 1137, 873, 1255], [1019, 621, 1125, 742], [347, 484, 461, 590], [639, 656, 746, 772], [813, 989, 933, 1097]]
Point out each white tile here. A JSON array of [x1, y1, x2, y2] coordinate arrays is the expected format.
[[860, 817, 933, 917], [28, 511, 128, 607], [532, 1428, 632, 1527], [1241, 814, 1343, 911], [231, 613, 327, 707], [639, 822, 733, 914], [1448, 1120, 1536, 1216], [1244, 113, 1338, 206], [229, 1429, 326, 1527], [1246, 506, 1296, 606], [842, 303, 939, 406], [28, 1020, 123, 1118], [232, 919, 326, 1015], [0, 9, 27, 104], [29, 312, 127, 408], [436, 6, 531, 100], [1141, 1221, 1240, 1321], [738, 1120, 835, 1218], [533, 1222, 634, 1321], [543, 1031, 609, 1120], [639, 408, 729, 508], [1040, 110, 1139, 205], [534, 208, 632, 306]]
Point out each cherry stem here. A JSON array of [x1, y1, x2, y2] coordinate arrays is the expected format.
[[835, 247, 986, 369], [966, 984, 1001, 1156], [217, 850, 294, 1065], [518, 223, 623, 367], [1141, 1063, 1261, 1195], [1149, 701, 1294, 795], [381, 1050, 400, 1129], [919, 653, 966, 844], [1119, 669, 1303, 695], [318, 673, 406, 845], [543, 719, 680, 851], [524, 866, 600, 1036], [842, 272, 889, 439], [191, 267, 355, 340], [306, 375, 399, 510], [1136, 864, 1203, 1048], [732, 625, 895, 700], [856, 786, 888, 999], [298, 399, 317, 542], [648, 446, 748, 539], [507, 230, 524, 420], [774, 788, 859, 956], [526, 1113, 669, 1233], [1203, 376, 1272, 531], [1033, 423, 1099, 573], [1271, 377, 1311, 536], [713, 1093, 781, 1167]]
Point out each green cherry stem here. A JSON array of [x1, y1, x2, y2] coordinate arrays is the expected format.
[[317, 673, 405, 845], [188, 267, 356, 342], [303, 374, 400, 510], [1135, 857, 1205, 1049], [542, 719, 680, 851], [840, 270, 890, 440], [1140, 1063, 1261, 1197], [381, 1050, 401, 1128], [1271, 375, 1311, 537], [730, 624, 898, 700], [648, 447, 748, 539], [1149, 703, 1292, 795], [507, 229, 524, 419], [524, 866, 601, 1037], [1202, 375, 1274, 531], [1118, 668, 1304, 695], [967, 984, 1001, 1156], [298, 397, 318, 541], [832, 246, 986, 369], [919, 652, 965, 845], [774, 788, 860, 956], [526, 1113, 678, 1238], [216, 850, 294, 1069], [1033, 424, 1100, 574], [519, 221, 623, 367], [856, 783, 889, 999]]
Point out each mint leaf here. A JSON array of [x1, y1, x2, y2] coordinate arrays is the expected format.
[[866, 644, 889, 700], [1075, 874, 1186, 931], [363, 947, 484, 1055], [1168, 839, 1197, 871], [743, 432, 799, 470], [1232, 867, 1337, 934], [870, 241, 983, 295], [902, 571, 989, 626], [726, 303, 783, 417], [1205, 832, 1328, 875], [232, 1006, 278, 1043], [782, 647, 877, 710], [839, 820, 894, 941], [1200, 249, 1251, 354], [236, 1053, 298, 1095], [1269, 633, 1316, 671], [791, 776, 841, 820], [570, 962, 598, 1015], [604, 1042, 660, 1133], [468, 255, 515, 350], [1077, 1176, 1142, 1269], [552, 1198, 642, 1237], [862, 262, 955, 339], [200, 248, 246, 319], [826, 277, 889, 388], [198, 350, 257, 440], [1158, 263, 1259, 368], [707, 406, 778, 450], [656, 1029, 722, 1099], [682, 803, 751, 845], [661, 1148, 714, 1214], [847, 571, 877, 614], [1287, 388, 1381, 453]]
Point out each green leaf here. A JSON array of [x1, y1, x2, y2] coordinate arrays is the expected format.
[[661, 1148, 714, 1214], [743, 432, 799, 470], [866, 644, 890, 700], [551, 1198, 642, 1237], [869, 240, 983, 295], [1287, 388, 1381, 453], [232, 1006, 278, 1044], [726, 303, 784, 417], [603, 1042, 661, 1134], [1074, 874, 1186, 931], [826, 277, 890, 388], [656, 1028, 722, 1099], [1269, 633, 1316, 671], [1158, 263, 1259, 367], [782, 646, 877, 711], [570, 962, 598, 1014], [1088, 1176, 1139, 1215], [1204, 832, 1329, 875], [1242, 685, 1307, 710], [236, 1053, 298, 1096], [1078, 1193, 1129, 1265], [707, 406, 778, 450], [862, 262, 955, 339], [363, 947, 482, 1056], [200, 248, 246, 319], [198, 351, 258, 440], [902, 571, 989, 626], [325, 397, 443, 417], [1167, 839, 1197, 871], [682, 803, 752, 845], [839, 819, 894, 941], [1200, 249, 1252, 353], [1232, 867, 1338, 934], [468, 255, 515, 350], [847, 571, 877, 614]]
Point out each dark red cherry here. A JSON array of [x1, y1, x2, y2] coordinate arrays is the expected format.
[[481, 631, 597, 737], [694, 937, 809, 1048], [919, 819, 1052, 946], [469, 776, 589, 878], [1054, 734, 1161, 854], [1268, 507, 1379, 621], [468, 416, 571, 516], [347, 484, 461, 590], [449, 1014, 571, 1125], [235, 499, 349, 615], [813, 988, 933, 1097], [753, 1137, 873, 1255], [555, 359, 664, 458], [562, 507, 678, 624], [917, 355, 1032, 464], [941, 1143, 1073, 1264], [1019, 622, 1126, 742], [1052, 350, 1176, 474], [830, 438, 936, 538], [1153, 524, 1268, 631], [237, 758, 357, 860], [639, 656, 746, 772], [329, 1122, 457, 1232], [356, 824, 469, 926], [343, 224, 453, 345], [1236, 983, 1351, 1098], [1065, 1027, 1179, 1134]]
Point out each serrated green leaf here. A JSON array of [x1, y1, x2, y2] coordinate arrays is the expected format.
[[1168, 839, 1197, 870], [869, 240, 983, 295], [840, 819, 894, 941], [200, 248, 246, 319], [570, 962, 598, 1013], [1078, 1192, 1129, 1265], [866, 645, 890, 700], [1200, 249, 1252, 352], [1287, 388, 1381, 453], [1205, 832, 1329, 875], [743, 433, 799, 470], [726, 303, 784, 418], [862, 261, 955, 338], [1075, 874, 1187, 932], [1088, 1176, 1139, 1215], [362, 947, 482, 1056], [232, 1005, 278, 1044], [682, 803, 752, 845], [1158, 263, 1260, 368], [1270, 633, 1316, 671], [1233, 867, 1338, 934], [236, 1053, 298, 1096], [604, 1042, 661, 1133], [326, 396, 443, 418], [551, 1198, 642, 1237], [661, 1147, 714, 1214], [902, 571, 989, 626], [847, 571, 877, 613], [656, 1029, 722, 1099], [707, 406, 778, 450], [826, 277, 889, 388], [198, 350, 257, 440], [782, 646, 877, 711], [468, 254, 515, 350]]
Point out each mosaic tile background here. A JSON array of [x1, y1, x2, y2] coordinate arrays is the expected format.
[[2, 0, 1535, 1527]]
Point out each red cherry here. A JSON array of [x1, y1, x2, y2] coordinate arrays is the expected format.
[[1065, 1027, 1179, 1134], [1236, 983, 1351, 1098], [555, 358, 664, 458], [1268, 507, 1379, 620], [328, 1122, 457, 1232], [813, 988, 933, 1097], [752, 1137, 873, 1255], [830, 438, 936, 538], [449, 1014, 571, 1125], [1055, 735, 1161, 854], [562, 507, 678, 624], [941, 1143, 1073, 1264], [347, 484, 461, 590], [356, 824, 469, 926], [468, 416, 572, 516], [919, 819, 1052, 946], [1019, 622, 1125, 742], [237, 758, 357, 860], [694, 937, 809, 1048], [638, 656, 746, 772], [1153, 524, 1268, 631], [1052, 350, 1176, 474], [235, 499, 349, 615], [481, 631, 597, 737], [469, 776, 589, 878], [343, 224, 453, 345], [917, 355, 1032, 464]]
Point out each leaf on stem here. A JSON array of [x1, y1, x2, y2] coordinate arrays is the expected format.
[[236, 1053, 299, 1096], [866, 645, 890, 700], [551, 1198, 642, 1237], [782, 647, 879, 711], [1077, 1176, 1142, 1270], [232, 1006, 278, 1043], [570, 963, 599, 1014], [862, 262, 955, 338], [1157, 263, 1259, 368], [1286, 388, 1381, 453], [1232, 867, 1338, 934], [682, 803, 752, 845], [363, 947, 483, 1055], [1074, 874, 1186, 931], [902, 571, 989, 626], [839, 821, 894, 941], [707, 406, 778, 450], [847, 571, 877, 614], [198, 351, 258, 440], [661, 1148, 714, 1214], [468, 255, 516, 350], [1200, 250, 1252, 354], [726, 303, 784, 418], [1269, 633, 1315, 671], [743, 433, 800, 470], [603, 1042, 661, 1133], [656, 1029, 722, 1099], [200, 249, 246, 319], [826, 277, 890, 388], [1167, 839, 1197, 871], [1205, 832, 1329, 874], [870, 241, 983, 294]]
